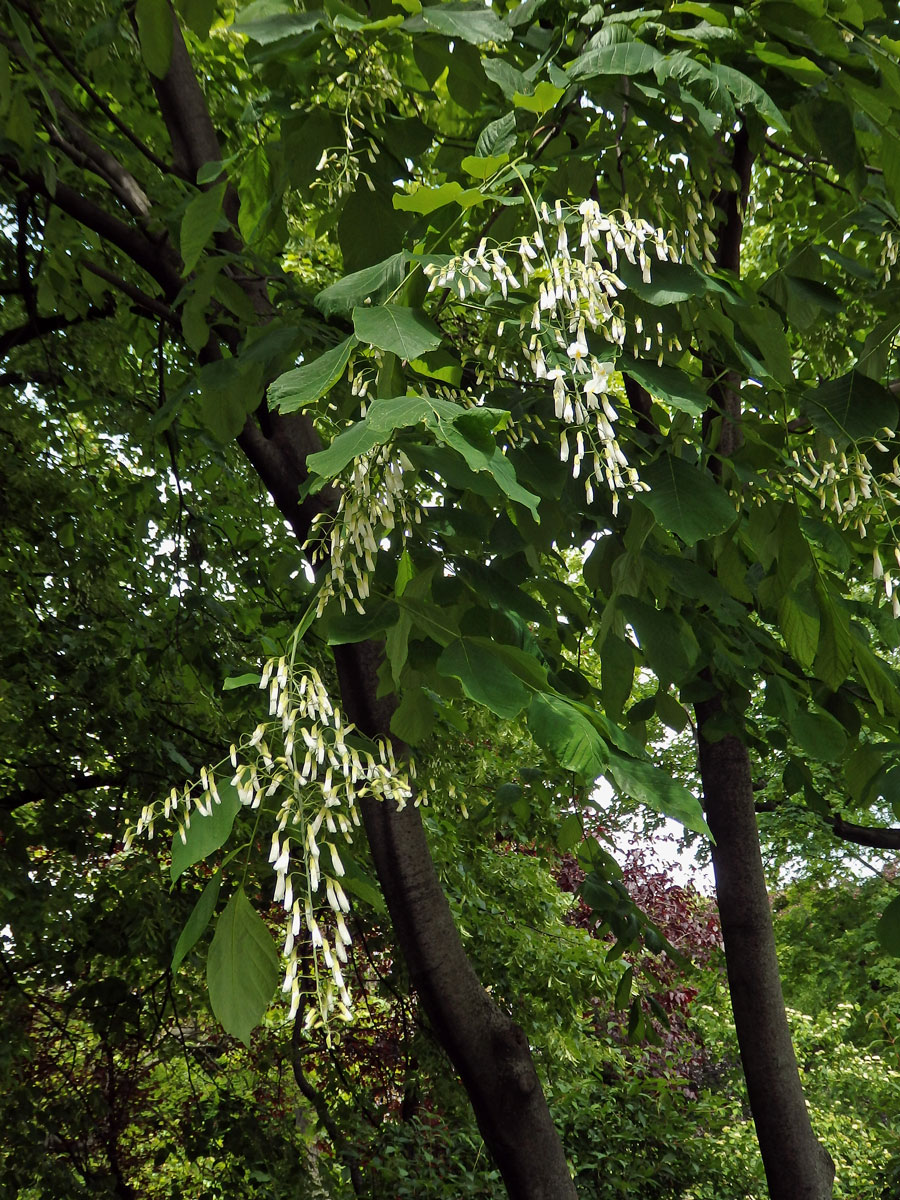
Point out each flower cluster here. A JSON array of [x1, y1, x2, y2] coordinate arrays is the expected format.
[[425, 200, 676, 511], [306, 47, 396, 204], [127, 658, 421, 1029], [306, 445, 421, 617], [792, 436, 900, 615], [880, 229, 899, 283]]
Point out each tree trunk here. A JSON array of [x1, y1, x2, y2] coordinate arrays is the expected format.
[[695, 701, 835, 1200], [334, 643, 577, 1199]]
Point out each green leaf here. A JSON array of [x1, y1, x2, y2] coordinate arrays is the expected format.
[[731, 303, 792, 385], [789, 707, 847, 762], [601, 635, 635, 720], [437, 637, 530, 718], [639, 455, 736, 545], [845, 745, 883, 806], [135, 0, 174, 78], [172, 874, 221, 971], [171, 779, 242, 882], [399, 596, 461, 646], [180, 182, 226, 274], [315, 254, 408, 317], [876, 894, 900, 957], [708, 63, 787, 128], [852, 640, 900, 718], [557, 812, 583, 852], [306, 395, 438, 480], [615, 965, 634, 1011], [420, 4, 512, 44], [352, 306, 443, 360], [798, 97, 858, 177], [390, 686, 435, 744], [367, 395, 436, 434], [617, 258, 725, 305], [222, 673, 260, 691], [754, 43, 826, 82], [178, 0, 218, 38], [607, 753, 710, 836], [513, 81, 565, 113], [568, 41, 665, 81], [394, 549, 415, 597], [268, 336, 356, 414], [429, 412, 541, 517], [325, 600, 398, 645], [306, 420, 381, 481], [778, 587, 820, 669], [814, 595, 853, 691], [385, 610, 413, 683], [393, 182, 467, 213], [231, 9, 322, 43], [207, 887, 279, 1046], [627, 995, 645, 1041], [483, 56, 530, 97], [527, 693, 608, 780], [800, 371, 897, 444], [475, 111, 517, 157], [656, 690, 689, 733], [197, 357, 262, 442], [461, 153, 510, 180], [620, 597, 699, 686], [625, 359, 708, 417], [411, 348, 464, 386]]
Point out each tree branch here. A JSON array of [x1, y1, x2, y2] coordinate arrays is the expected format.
[[2, 771, 127, 815], [623, 373, 658, 438], [0, 302, 115, 359], [832, 815, 900, 850], [2, 163, 183, 300], [16, 2, 173, 176], [702, 124, 753, 472], [290, 1018, 365, 1197], [81, 261, 176, 325], [48, 101, 153, 221]]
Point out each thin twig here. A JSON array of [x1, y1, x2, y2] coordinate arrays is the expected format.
[[17, 2, 173, 176]]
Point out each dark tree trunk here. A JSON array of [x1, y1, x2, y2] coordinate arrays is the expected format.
[[695, 705, 835, 1199], [334, 644, 577, 1199], [695, 124, 834, 1200]]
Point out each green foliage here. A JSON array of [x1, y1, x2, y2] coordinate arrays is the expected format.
[[7, 0, 900, 1193]]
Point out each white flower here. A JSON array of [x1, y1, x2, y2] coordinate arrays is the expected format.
[[566, 323, 589, 372], [584, 360, 613, 403]]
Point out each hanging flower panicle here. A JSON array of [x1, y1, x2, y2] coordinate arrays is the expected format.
[[792, 434, 900, 616], [125, 658, 423, 1028], [305, 444, 421, 617], [424, 199, 676, 512]]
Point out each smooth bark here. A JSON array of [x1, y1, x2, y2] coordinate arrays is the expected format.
[[695, 706, 835, 1200]]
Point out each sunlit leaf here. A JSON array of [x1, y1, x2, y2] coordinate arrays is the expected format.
[[352, 306, 443, 360], [268, 337, 356, 414]]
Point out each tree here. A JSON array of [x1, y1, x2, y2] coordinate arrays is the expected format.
[[4, 0, 900, 1196]]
